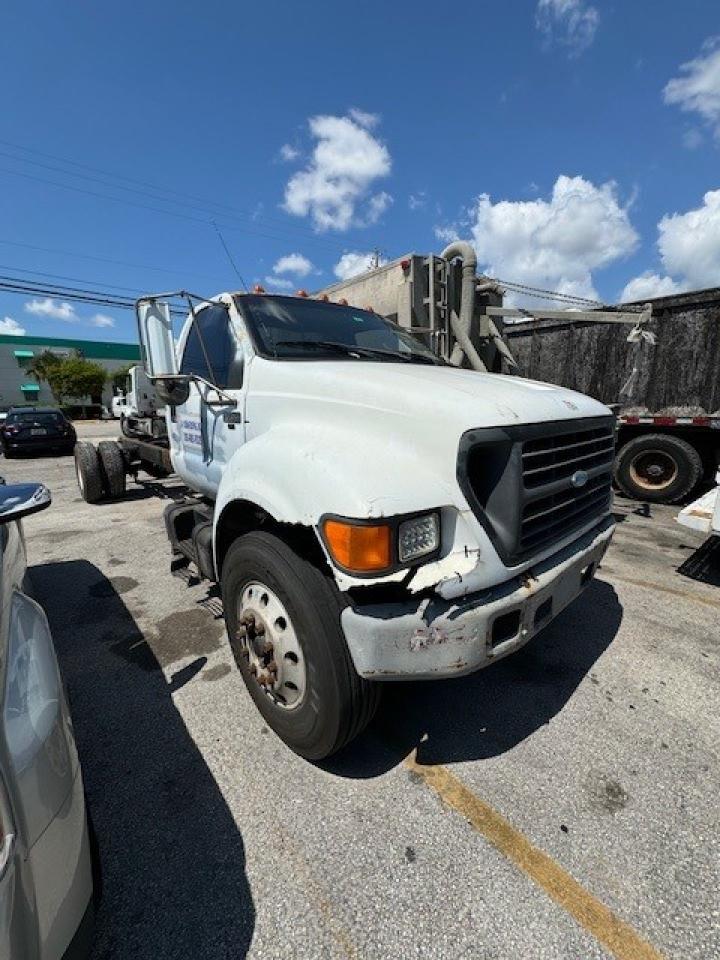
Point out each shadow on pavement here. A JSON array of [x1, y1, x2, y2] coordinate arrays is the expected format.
[[31, 559, 256, 960], [326, 578, 623, 778]]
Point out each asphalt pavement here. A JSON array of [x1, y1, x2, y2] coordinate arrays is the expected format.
[[1, 444, 718, 959]]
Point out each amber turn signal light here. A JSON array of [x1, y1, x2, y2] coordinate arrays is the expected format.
[[322, 519, 391, 572]]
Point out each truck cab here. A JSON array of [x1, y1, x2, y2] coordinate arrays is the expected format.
[[136, 277, 615, 760]]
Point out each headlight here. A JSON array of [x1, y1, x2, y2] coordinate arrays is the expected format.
[[398, 512, 440, 562], [321, 511, 441, 574]]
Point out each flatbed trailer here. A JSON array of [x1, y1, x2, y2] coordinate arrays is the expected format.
[[504, 289, 720, 503]]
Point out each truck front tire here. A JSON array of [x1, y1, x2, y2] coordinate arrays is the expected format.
[[74, 442, 104, 503], [221, 531, 380, 760], [97, 441, 127, 498], [615, 433, 703, 504]]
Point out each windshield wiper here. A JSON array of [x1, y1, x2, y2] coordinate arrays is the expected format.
[[274, 340, 438, 364]]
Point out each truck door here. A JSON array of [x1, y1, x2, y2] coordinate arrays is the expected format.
[[172, 302, 246, 498]]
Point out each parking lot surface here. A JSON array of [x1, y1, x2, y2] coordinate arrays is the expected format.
[[2, 447, 718, 959]]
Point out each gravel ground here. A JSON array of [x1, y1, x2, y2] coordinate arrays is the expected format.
[[1, 447, 718, 959]]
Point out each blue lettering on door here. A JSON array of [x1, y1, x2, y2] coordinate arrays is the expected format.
[[181, 418, 202, 449]]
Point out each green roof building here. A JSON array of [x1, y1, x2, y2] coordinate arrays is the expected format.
[[0, 334, 140, 410]]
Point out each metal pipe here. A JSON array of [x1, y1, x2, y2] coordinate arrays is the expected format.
[[440, 241, 487, 371]]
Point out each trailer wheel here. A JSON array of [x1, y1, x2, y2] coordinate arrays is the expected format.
[[74, 442, 104, 503], [615, 434, 703, 504], [97, 441, 127, 498], [221, 531, 380, 760]]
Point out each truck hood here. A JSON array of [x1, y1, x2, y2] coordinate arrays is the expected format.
[[250, 358, 610, 431]]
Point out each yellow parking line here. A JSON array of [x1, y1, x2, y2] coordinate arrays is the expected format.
[[404, 753, 664, 960]]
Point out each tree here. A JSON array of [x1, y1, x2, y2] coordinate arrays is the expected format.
[[49, 358, 107, 404], [26, 350, 63, 388]]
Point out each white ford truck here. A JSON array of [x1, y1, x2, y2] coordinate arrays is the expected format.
[[76, 247, 616, 759]]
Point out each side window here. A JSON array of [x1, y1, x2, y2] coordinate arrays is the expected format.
[[179, 304, 242, 388]]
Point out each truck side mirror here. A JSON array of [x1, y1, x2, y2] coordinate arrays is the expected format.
[[0, 482, 51, 524], [136, 299, 179, 378], [155, 379, 191, 406]]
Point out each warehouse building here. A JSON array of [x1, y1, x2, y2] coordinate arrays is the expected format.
[[0, 334, 140, 411]]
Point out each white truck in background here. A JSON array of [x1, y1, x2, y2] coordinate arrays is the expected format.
[[110, 365, 163, 425], [73, 243, 617, 759]]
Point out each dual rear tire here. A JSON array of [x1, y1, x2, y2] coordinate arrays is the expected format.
[[75, 441, 126, 503]]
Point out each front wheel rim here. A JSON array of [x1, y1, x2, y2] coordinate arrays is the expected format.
[[628, 450, 679, 491], [235, 581, 307, 710]]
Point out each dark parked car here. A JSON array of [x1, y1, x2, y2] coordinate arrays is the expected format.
[[0, 408, 76, 458]]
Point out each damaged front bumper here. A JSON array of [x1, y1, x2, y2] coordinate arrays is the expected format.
[[341, 517, 614, 680]]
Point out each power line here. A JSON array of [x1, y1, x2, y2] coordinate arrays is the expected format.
[[0, 238, 232, 285], [0, 163, 356, 256], [0, 138, 322, 235], [0, 263, 146, 296], [0, 274, 189, 317], [0, 142, 353, 253]]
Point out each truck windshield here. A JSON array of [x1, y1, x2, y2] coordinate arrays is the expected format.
[[238, 295, 441, 364]]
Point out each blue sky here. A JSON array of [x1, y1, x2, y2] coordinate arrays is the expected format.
[[1, 0, 718, 342]]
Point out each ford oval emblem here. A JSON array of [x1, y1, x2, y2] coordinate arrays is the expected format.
[[571, 470, 589, 489]]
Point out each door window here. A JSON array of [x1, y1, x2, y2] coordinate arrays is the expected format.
[[179, 304, 242, 388]]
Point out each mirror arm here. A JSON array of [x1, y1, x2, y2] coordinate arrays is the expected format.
[[148, 373, 237, 406], [189, 375, 237, 406]]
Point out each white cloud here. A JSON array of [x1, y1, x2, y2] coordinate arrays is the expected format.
[[279, 144, 300, 162], [333, 251, 387, 281], [263, 276, 295, 292], [409, 191, 427, 211], [348, 108, 379, 129], [24, 297, 78, 321], [620, 189, 720, 298], [664, 38, 720, 141], [22, 298, 118, 328], [360, 191, 392, 225], [536, 0, 599, 57], [657, 189, 720, 289], [283, 111, 392, 231], [0, 316, 25, 336], [619, 273, 682, 303], [450, 174, 638, 303], [273, 253, 313, 277], [90, 313, 115, 328]]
